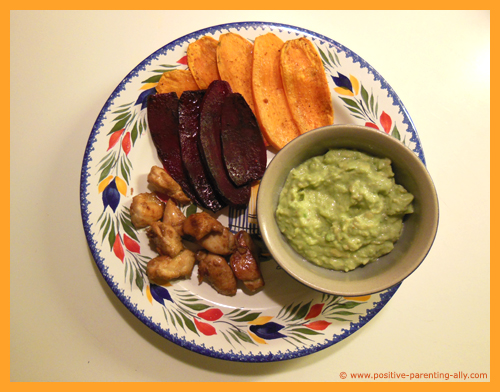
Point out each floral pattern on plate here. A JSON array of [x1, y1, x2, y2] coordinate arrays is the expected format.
[[80, 21, 424, 362]]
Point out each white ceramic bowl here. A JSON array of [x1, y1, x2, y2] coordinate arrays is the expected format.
[[257, 124, 439, 296]]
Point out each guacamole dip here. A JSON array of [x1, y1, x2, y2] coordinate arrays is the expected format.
[[275, 149, 414, 272]]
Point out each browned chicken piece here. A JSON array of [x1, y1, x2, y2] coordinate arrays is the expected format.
[[183, 212, 236, 255], [198, 227, 236, 256], [196, 250, 237, 296], [147, 166, 191, 205], [182, 212, 224, 240], [230, 231, 265, 291], [147, 221, 184, 258], [163, 198, 186, 237], [147, 249, 196, 285], [130, 192, 165, 229]]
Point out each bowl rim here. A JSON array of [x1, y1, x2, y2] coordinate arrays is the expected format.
[[257, 124, 439, 296]]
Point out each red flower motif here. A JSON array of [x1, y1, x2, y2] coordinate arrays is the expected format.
[[304, 320, 331, 331], [107, 129, 124, 151], [194, 318, 217, 336], [380, 111, 392, 134], [305, 303, 325, 320], [365, 122, 379, 130], [113, 234, 124, 262], [123, 234, 140, 253], [177, 55, 188, 65], [198, 308, 223, 321], [122, 132, 131, 155]]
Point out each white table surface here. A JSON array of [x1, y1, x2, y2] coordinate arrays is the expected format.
[[10, 10, 490, 382]]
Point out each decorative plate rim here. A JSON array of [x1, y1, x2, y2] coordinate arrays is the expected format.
[[80, 21, 421, 362]]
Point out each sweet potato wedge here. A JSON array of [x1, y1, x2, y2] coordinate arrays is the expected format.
[[156, 69, 199, 98], [280, 37, 334, 134], [199, 80, 251, 208], [147, 92, 198, 204], [216, 32, 255, 113], [252, 33, 300, 150], [187, 36, 220, 90], [178, 90, 225, 212], [221, 93, 267, 187]]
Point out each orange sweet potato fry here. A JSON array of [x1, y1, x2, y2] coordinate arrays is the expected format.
[[156, 69, 199, 98], [280, 37, 334, 134], [216, 32, 255, 113], [187, 36, 221, 89], [252, 33, 300, 150]]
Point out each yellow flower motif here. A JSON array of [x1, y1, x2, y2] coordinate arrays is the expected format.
[[146, 285, 153, 304], [249, 316, 274, 325], [98, 176, 127, 196], [343, 295, 371, 302], [146, 283, 172, 304], [349, 75, 360, 95], [140, 82, 158, 90], [98, 175, 114, 193], [334, 87, 354, 96], [332, 73, 360, 96], [115, 176, 127, 196], [248, 331, 267, 344]]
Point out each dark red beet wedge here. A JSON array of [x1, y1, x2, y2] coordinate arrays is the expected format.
[[199, 81, 251, 208], [221, 93, 267, 187], [147, 92, 198, 204], [178, 90, 226, 212]]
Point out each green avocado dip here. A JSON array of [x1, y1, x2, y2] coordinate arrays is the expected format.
[[275, 149, 414, 272]]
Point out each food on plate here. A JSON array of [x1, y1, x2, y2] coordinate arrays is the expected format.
[[183, 212, 236, 256], [183, 211, 224, 240], [147, 165, 191, 205], [147, 249, 197, 285], [252, 33, 301, 150], [275, 149, 414, 272], [199, 80, 251, 207], [221, 93, 267, 187], [216, 32, 255, 113], [151, 34, 335, 153], [131, 166, 265, 296], [178, 90, 225, 212], [147, 93, 198, 203], [280, 37, 334, 134], [147, 221, 184, 258], [162, 198, 186, 236], [135, 32, 342, 294], [155, 69, 199, 97], [148, 80, 264, 211], [196, 250, 238, 296], [230, 231, 264, 291], [130, 192, 165, 229], [197, 225, 236, 256], [187, 36, 221, 89]]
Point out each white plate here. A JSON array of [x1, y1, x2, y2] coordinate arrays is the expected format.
[[80, 22, 425, 362]]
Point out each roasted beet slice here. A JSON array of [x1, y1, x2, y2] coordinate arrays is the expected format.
[[199, 81, 251, 207], [221, 93, 267, 186], [147, 92, 198, 204], [178, 90, 225, 212]]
